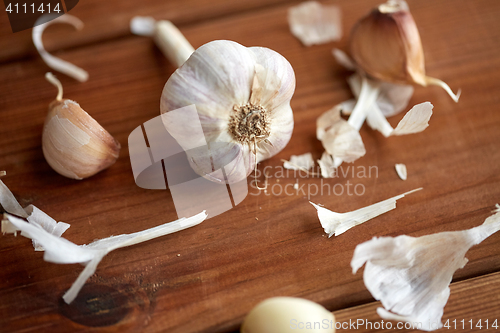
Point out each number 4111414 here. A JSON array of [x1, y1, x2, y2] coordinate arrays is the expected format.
[[443, 319, 498, 330], [5, 3, 61, 14]]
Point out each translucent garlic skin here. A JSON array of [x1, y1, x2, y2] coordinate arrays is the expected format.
[[351, 207, 500, 331], [161, 40, 295, 183]]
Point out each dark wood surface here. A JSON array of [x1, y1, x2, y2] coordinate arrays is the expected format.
[[1, 0, 499, 332]]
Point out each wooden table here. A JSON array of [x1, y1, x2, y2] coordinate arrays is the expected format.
[[1, 0, 499, 332]]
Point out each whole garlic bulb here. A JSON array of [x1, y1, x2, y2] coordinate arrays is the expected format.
[[160, 40, 295, 183], [241, 297, 336, 333], [349, 0, 460, 102], [43, 73, 121, 179]]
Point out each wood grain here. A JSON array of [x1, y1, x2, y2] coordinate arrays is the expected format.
[[1, 0, 500, 332]]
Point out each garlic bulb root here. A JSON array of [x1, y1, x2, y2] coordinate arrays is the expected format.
[[43, 73, 121, 179]]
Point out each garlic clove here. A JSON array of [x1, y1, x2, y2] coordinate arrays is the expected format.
[[241, 296, 335, 333], [43, 73, 120, 179], [349, 0, 460, 102]]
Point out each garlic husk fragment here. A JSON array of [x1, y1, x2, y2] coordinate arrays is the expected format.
[[33, 14, 88, 82], [341, 69, 414, 118], [351, 205, 500, 331], [5, 210, 207, 304], [395, 163, 407, 180], [317, 152, 336, 178], [288, 1, 342, 47], [241, 296, 335, 333], [161, 40, 295, 184], [349, 0, 460, 102], [283, 153, 315, 171], [43, 73, 120, 179], [310, 188, 421, 237], [317, 105, 366, 164], [0, 179, 70, 247]]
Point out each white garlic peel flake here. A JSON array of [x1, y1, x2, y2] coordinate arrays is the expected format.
[[32, 14, 88, 82], [5, 211, 208, 304], [0, 179, 70, 249], [283, 153, 315, 171], [395, 163, 407, 180], [288, 1, 342, 47], [310, 188, 421, 237], [351, 205, 500, 331], [241, 297, 335, 333], [317, 105, 366, 165]]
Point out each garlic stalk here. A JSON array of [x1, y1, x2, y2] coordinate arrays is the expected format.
[[351, 204, 500, 331], [33, 14, 88, 82], [131, 17, 295, 184], [43, 73, 121, 179], [350, 0, 460, 102], [5, 210, 207, 304], [310, 188, 421, 237], [241, 297, 335, 333], [0, 171, 5, 177]]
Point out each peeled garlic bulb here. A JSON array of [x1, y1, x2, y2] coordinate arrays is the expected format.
[[43, 73, 121, 179], [350, 0, 460, 102], [241, 297, 335, 333]]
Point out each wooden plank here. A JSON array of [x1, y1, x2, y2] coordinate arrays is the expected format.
[[0, 0, 500, 332], [0, 0, 304, 63], [333, 272, 500, 332]]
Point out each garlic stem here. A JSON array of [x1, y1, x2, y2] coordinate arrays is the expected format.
[[0, 171, 5, 177], [45, 72, 63, 101], [154, 20, 195, 67], [333, 76, 380, 168], [424, 76, 461, 103]]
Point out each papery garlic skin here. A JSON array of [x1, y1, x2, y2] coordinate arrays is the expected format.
[[241, 297, 335, 333], [351, 205, 500, 331], [161, 40, 295, 183]]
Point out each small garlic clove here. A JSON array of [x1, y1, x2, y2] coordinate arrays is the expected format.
[[241, 297, 335, 333], [43, 73, 120, 180], [349, 0, 460, 102]]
